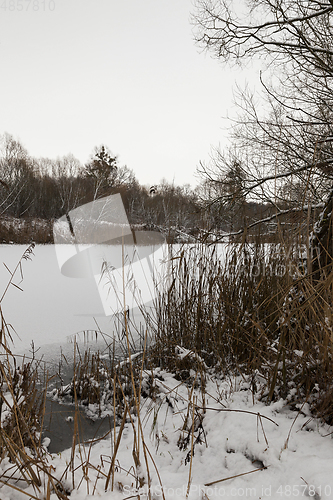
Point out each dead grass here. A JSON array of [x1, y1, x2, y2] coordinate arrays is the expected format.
[[150, 236, 333, 420], [0, 225, 333, 497]]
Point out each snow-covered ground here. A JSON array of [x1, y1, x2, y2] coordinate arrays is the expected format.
[[1, 244, 331, 499], [1, 367, 332, 499]]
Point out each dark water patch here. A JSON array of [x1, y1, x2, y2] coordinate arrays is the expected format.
[[23, 332, 148, 454], [43, 398, 113, 454]]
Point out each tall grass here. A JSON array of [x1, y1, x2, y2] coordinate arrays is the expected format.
[[0, 244, 71, 499], [0, 254, 149, 498], [151, 236, 333, 421], [0, 226, 333, 497]]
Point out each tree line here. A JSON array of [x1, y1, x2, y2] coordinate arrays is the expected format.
[[0, 133, 207, 242], [0, 130, 306, 244]]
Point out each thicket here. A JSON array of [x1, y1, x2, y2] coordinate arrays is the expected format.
[[0, 133, 285, 244], [0, 135, 205, 243]]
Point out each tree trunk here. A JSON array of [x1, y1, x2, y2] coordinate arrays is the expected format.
[[311, 187, 333, 281]]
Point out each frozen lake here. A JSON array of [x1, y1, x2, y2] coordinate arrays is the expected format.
[[0, 244, 155, 360], [0, 242, 229, 362]]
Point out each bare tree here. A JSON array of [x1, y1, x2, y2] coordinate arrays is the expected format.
[[52, 154, 84, 213], [194, 0, 333, 271], [0, 133, 36, 217]]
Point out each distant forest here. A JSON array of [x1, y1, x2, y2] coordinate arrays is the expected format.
[[0, 132, 289, 244]]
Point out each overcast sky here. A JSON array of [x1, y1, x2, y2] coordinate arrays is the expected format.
[[0, 0, 259, 187]]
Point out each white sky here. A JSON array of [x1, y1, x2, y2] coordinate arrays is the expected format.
[[0, 0, 259, 187]]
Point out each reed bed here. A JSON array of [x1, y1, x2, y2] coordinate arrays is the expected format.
[[0, 230, 332, 498], [151, 237, 333, 421]]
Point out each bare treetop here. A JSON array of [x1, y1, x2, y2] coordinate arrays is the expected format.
[[194, 0, 333, 76]]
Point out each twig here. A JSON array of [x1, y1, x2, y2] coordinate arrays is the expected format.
[[205, 465, 269, 487], [195, 406, 279, 426]]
